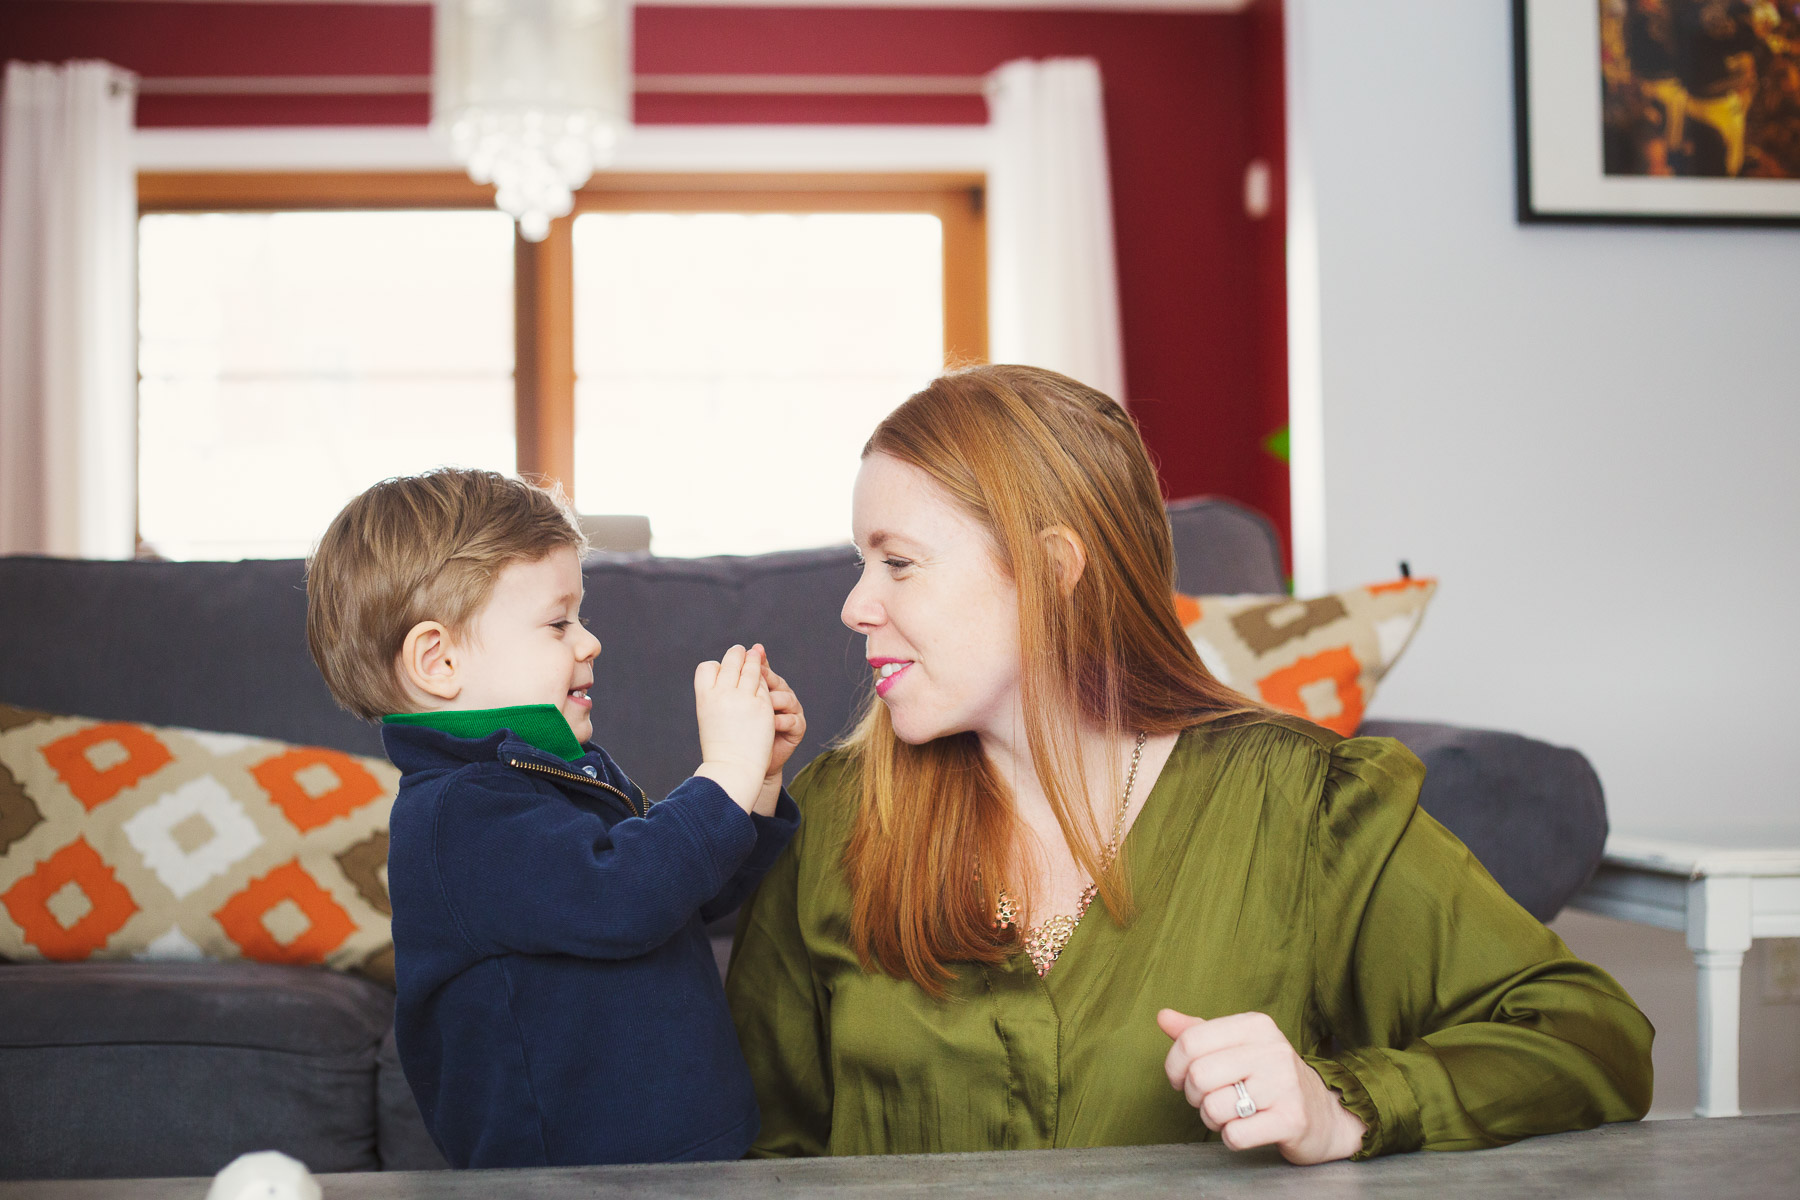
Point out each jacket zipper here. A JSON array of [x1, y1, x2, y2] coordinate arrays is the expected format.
[[506, 758, 648, 818]]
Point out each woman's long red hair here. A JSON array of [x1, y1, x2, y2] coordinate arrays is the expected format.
[[841, 365, 1261, 994]]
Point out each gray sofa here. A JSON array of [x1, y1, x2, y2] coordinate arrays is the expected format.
[[0, 498, 1607, 1181]]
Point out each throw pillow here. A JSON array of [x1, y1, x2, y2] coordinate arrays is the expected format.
[[0, 705, 396, 983], [1176, 577, 1436, 736]]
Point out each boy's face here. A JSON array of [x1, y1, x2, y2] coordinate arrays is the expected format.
[[451, 546, 601, 743]]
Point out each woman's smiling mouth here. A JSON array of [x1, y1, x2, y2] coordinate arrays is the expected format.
[[869, 658, 913, 697]]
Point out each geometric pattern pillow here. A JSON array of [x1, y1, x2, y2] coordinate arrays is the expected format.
[[0, 704, 396, 985], [1176, 577, 1436, 736]]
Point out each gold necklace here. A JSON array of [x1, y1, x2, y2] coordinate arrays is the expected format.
[[995, 730, 1148, 977]]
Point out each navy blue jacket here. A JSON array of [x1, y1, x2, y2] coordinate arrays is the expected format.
[[382, 721, 799, 1168]]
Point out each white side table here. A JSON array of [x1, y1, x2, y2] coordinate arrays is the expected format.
[[1568, 836, 1800, 1117]]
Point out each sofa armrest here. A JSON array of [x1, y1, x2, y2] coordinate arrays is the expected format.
[[1357, 719, 1607, 922], [0, 961, 392, 1180]]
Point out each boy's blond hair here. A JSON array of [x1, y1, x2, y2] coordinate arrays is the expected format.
[[306, 469, 588, 721]]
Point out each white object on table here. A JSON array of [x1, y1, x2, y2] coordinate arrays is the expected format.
[[206, 1150, 321, 1200], [1568, 835, 1800, 1118]]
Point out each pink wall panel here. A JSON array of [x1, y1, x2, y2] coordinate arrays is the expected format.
[[0, 1, 1288, 555]]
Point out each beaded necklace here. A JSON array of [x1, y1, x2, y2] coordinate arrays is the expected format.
[[994, 730, 1148, 977]]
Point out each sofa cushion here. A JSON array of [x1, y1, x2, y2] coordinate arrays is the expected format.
[[0, 960, 391, 1179], [1360, 719, 1608, 921], [0, 705, 396, 982], [571, 546, 865, 800], [1177, 578, 1436, 735], [1166, 496, 1286, 596], [0, 556, 383, 760]]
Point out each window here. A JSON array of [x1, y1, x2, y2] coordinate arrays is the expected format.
[[135, 171, 986, 560], [137, 209, 515, 560], [572, 211, 942, 556]]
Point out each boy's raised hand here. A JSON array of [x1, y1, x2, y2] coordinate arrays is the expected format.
[[693, 644, 776, 813], [756, 650, 806, 816]]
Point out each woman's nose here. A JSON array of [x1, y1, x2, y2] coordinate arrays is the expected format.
[[841, 575, 883, 633]]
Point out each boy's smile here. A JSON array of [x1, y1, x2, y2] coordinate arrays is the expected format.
[[447, 546, 602, 743]]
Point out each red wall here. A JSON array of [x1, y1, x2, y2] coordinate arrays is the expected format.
[[1, 1, 1289, 559], [1245, 0, 1289, 561]]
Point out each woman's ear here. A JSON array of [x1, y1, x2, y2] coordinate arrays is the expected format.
[[398, 621, 461, 704], [1040, 526, 1088, 597]]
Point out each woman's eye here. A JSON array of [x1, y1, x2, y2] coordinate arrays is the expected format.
[[853, 553, 912, 574]]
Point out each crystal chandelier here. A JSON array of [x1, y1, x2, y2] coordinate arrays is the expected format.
[[432, 0, 631, 241]]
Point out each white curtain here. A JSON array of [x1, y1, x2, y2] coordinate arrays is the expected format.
[[985, 58, 1127, 404], [0, 60, 137, 558]]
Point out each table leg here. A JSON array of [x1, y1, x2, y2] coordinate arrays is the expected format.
[[1686, 875, 1752, 1118]]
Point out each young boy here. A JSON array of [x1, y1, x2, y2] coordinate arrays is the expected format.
[[305, 468, 803, 1168]]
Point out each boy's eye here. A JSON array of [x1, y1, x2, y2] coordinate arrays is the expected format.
[[550, 620, 571, 631]]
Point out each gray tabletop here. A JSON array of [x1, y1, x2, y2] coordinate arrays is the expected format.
[[5, 1115, 1796, 1199]]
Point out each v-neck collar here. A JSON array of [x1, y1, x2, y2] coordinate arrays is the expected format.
[[1023, 725, 1210, 993]]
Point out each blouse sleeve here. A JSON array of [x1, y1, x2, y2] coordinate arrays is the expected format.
[[1303, 736, 1654, 1158], [725, 758, 837, 1157]]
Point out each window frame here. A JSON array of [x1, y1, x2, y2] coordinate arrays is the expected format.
[[136, 170, 988, 503]]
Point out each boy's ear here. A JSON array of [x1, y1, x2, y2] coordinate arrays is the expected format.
[[398, 621, 461, 703], [1040, 525, 1088, 597]]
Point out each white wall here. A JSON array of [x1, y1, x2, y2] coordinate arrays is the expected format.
[[1285, 0, 1799, 1114]]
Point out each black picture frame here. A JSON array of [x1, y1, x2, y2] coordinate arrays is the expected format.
[[1513, 0, 1800, 227]]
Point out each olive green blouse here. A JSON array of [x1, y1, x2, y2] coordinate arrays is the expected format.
[[725, 715, 1654, 1159]]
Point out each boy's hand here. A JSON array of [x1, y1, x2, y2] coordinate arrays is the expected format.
[[694, 644, 776, 813], [755, 650, 806, 816]]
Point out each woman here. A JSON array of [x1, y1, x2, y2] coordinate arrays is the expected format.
[[727, 365, 1652, 1163]]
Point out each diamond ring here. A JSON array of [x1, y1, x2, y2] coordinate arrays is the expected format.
[[1233, 1080, 1257, 1119]]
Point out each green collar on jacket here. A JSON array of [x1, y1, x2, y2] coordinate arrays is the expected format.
[[382, 704, 584, 762]]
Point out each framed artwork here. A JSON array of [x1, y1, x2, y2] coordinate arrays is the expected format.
[[1514, 0, 1800, 225]]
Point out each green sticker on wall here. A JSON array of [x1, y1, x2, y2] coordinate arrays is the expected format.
[[1263, 425, 1290, 464]]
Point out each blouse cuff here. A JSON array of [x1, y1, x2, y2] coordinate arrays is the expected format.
[[1306, 1049, 1423, 1160]]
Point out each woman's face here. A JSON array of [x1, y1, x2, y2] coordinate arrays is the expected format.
[[843, 452, 1023, 746]]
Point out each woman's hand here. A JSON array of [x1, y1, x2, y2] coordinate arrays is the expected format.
[[755, 648, 806, 816], [1157, 1009, 1367, 1165]]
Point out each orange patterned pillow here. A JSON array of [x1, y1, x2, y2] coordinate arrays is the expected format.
[[1176, 578, 1436, 736], [0, 704, 396, 983]]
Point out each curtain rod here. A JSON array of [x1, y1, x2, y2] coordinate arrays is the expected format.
[[131, 74, 990, 97]]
